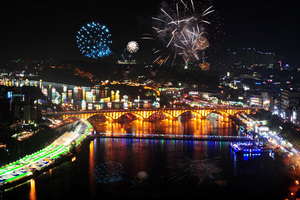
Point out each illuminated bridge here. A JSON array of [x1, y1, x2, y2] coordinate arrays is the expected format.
[[45, 107, 254, 121]]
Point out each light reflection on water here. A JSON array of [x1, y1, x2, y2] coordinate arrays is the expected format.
[[29, 179, 36, 200], [93, 113, 237, 137], [90, 137, 230, 185], [1, 115, 286, 200], [84, 137, 284, 199]]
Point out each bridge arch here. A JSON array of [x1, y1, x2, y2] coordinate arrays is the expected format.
[[147, 111, 174, 120], [86, 113, 114, 121], [204, 110, 229, 118], [177, 111, 204, 119], [117, 112, 144, 121], [50, 107, 254, 122]]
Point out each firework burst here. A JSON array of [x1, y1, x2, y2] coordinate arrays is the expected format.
[[169, 154, 224, 186], [150, 0, 223, 67], [93, 161, 125, 184], [76, 22, 113, 59], [126, 41, 139, 53]]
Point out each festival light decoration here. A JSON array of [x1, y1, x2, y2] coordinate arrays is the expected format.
[[0, 120, 92, 187]]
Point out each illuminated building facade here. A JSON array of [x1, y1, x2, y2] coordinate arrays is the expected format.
[[280, 89, 300, 121]]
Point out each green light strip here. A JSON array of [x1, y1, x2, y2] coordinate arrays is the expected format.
[[0, 145, 64, 177], [0, 147, 61, 177], [0, 120, 91, 185], [2, 172, 30, 183]]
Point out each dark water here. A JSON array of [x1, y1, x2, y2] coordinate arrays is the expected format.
[[1, 115, 287, 200]]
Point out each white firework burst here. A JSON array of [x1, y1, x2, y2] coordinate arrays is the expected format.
[[152, 0, 214, 65], [126, 41, 139, 53]]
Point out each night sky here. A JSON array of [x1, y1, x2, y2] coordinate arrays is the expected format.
[[1, 0, 299, 66]]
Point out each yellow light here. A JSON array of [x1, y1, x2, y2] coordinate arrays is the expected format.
[[30, 179, 36, 200]]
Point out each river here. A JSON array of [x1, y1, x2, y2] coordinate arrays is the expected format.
[[0, 114, 287, 200]]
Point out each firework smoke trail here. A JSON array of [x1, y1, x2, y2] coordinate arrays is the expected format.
[[152, 0, 213, 66], [169, 155, 223, 186]]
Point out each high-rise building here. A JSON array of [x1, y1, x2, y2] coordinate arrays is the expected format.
[[68, 90, 72, 102], [280, 89, 300, 120]]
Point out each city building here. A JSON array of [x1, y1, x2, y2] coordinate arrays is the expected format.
[[280, 89, 300, 122]]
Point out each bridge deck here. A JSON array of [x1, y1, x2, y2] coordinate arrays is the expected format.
[[91, 132, 253, 142], [45, 107, 256, 120]]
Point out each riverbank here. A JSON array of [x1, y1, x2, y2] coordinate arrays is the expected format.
[[0, 119, 92, 191], [0, 121, 77, 167], [249, 110, 300, 199]]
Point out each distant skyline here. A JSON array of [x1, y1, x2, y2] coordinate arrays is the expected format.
[[0, 0, 299, 66]]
